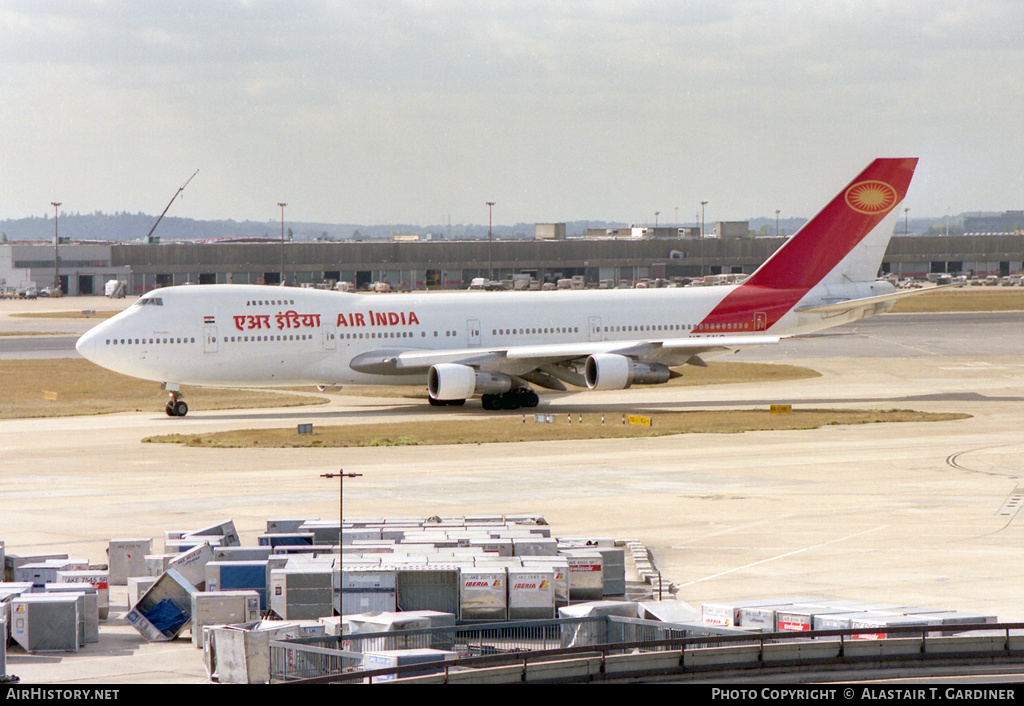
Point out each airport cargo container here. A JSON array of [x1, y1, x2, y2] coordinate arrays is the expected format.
[[168, 542, 214, 589], [559, 600, 642, 648], [902, 611, 997, 636], [191, 590, 261, 648], [57, 570, 109, 620], [4, 553, 68, 583], [848, 614, 936, 639], [395, 568, 459, 615], [14, 559, 89, 589], [520, 557, 570, 608], [508, 568, 556, 620], [205, 560, 283, 611], [600, 547, 625, 596], [511, 537, 558, 556], [560, 549, 605, 601], [339, 569, 397, 616], [467, 538, 514, 556], [459, 567, 507, 621], [259, 533, 315, 548], [810, 603, 905, 633], [1, 583, 33, 641], [213, 546, 274, 562], [776, 605, 869, 632], [347, 613, 434, 653], [125, 569, 198, 642], [186, 520, 241, 547], [362, 648, 458, 682], [10, 594, 80, 653], [266, 518, 317, 534], [702, 598, 816, 628], [108, 539, 152, 585], [127, 576, 156, 608], [813, 612, 874, 633], [44, 585, 99, 644], [269, 566, 333, 620], [145, 554, 175, 577], [349, 610, 456, 652]]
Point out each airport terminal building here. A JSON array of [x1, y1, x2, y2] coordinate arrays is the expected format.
[[2, 233, 1023, 296]]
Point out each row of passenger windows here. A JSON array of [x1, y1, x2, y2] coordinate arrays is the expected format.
[[493, 327, 580, 336], [106, 337, 192, 345], [246, 299, 295, 307], [104, 323, 750, 349], [226, 334, 312, 342]]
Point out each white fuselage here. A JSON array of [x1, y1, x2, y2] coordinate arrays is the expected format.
[[74, 279, 893, 390]]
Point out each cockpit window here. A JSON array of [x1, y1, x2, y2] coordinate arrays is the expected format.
[[135, 297, 164, 306]]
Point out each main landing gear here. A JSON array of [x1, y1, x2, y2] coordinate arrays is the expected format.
[[428, 397, 465, 407], [480, 388, 540, 411], [165, 390, 188, 417]]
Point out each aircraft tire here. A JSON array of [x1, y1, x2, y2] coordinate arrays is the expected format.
[[518, 389, 540, 408], [481, 394, 500, 411]]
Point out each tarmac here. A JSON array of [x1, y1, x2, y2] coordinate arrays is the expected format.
[[1, 295, 1022, 684]]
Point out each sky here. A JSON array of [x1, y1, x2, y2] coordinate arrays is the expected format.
[[2, 1, 1022, 227]]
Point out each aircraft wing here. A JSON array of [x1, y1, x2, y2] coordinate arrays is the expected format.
[[351, 334, 785, 381]]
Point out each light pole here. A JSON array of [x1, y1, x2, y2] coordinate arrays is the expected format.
[[321, 470, 362, 615], [278, 202, 287, 285], [904, 207, 910, 236], [51, 202, 62, 292], [700, 200, 708, 279], [486, 201, 495, 283], [775, 209, 780, 238]]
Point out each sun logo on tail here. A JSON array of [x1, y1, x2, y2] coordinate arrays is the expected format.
[[845, 180, 898, 214]]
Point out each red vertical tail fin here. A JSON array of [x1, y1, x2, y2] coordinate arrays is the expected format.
[[696, 158, 917, 331], [745, 158, 918, 289]]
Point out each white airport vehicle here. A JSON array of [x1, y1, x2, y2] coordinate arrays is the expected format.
[[77, 158, 920, 417]]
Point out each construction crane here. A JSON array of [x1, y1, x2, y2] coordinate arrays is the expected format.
[[144, 169, 199, 243]]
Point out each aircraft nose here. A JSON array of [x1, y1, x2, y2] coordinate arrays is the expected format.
[[75, 327, 99, 363]]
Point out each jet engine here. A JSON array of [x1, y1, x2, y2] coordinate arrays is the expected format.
[[427, 364, 512, 401], [584, 354, 672, 390]]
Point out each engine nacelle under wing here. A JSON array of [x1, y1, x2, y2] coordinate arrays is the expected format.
[[584, 354, 672, 390], [427, 363, 512, 400]]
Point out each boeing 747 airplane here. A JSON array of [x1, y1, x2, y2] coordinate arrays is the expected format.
[[77, 158, 919, 417]]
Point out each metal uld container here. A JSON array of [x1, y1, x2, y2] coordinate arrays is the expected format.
[[362, 649, 458, 682], [560, 550, 604, 601], [459, 567, 507, 621], [191, 591, 261, 648], [507, 568, 556, 620], [10, 594, 80, 653], [57, 570, 110, 620], [108, 539, 152, 585], [125, 568, 198, 642], [206, 561, 274, 610], [268, 566, 333, 620], [339, 568, 397, 616]]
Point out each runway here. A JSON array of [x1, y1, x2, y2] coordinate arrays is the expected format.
[[1, 297, 1022, 683]]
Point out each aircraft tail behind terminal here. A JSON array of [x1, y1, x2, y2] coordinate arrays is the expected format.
[[697, 157, 918, 332]]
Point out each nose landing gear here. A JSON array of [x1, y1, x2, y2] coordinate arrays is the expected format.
[[165, 390, 188, 417]]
